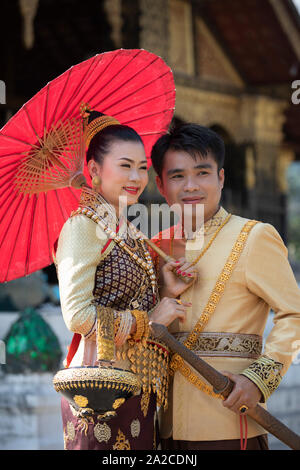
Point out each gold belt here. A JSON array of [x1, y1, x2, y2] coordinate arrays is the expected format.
[[173, 331, 262, 359]]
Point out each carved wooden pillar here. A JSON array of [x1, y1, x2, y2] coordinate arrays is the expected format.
[[139, 0, 169, 61], [19, 0, 39, 50], [276, 148, 295, 243], [239, 95, 288, 233], [104, 0, 123, 48]]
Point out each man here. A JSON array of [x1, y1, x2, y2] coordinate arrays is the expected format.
[[149, 123, 300, 450]]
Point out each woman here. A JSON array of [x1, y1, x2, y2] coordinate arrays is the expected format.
[[55, 108, 189, 450]]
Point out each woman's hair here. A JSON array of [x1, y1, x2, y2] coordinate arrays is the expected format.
[[86, 111, 144, 165], [150, 123, 225, 179]]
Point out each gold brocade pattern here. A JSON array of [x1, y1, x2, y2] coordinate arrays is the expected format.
[[140, 392, 150, 417], [69, 188, 169, 408], [170, 219, 260, 398], [174, 331, 262, 359]]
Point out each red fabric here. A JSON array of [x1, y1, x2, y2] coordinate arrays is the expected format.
[[0, 49, 175, 282], [65, 333, 81, 368]]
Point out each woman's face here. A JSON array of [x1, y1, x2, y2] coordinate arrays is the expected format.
[[88, 139, 148, 213]]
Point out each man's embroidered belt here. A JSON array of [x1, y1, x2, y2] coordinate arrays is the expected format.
[[173, 331, 262, 359]]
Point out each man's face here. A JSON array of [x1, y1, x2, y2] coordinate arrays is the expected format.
[[156, 149, 224, 227]]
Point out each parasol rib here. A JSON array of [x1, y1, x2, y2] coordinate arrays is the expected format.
[[84, 50, 143, 108], [56, 56, 100, 122], [122, 109, 173, 126], [25, 194, 38, 276], [0, 132, 34, 147], [43, 83, 50, 131], [51, 68, 73, 124], [53, 189, 69, 223], [43, 192, 52, 264], [4, 195, 30, 280], [23, 104, 41, 142], [101, 82, 174, 118], [92, 54, 159, 110], [0, 191, 19, 226]]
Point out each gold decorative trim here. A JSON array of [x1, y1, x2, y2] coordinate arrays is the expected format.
[[182, 220, 259, 351], [73, 395, 89, 408], [140, 392, 150, 417], [174, 331, 262, 359], [96, 306, 115, 362], [113, 429, 131, 450], [112, 398, 125, 410], [171, 354, 224, 400], [53, 366, 141, 394], [170, 219, 260, 398], [241, 355, 283, 402], [127, 338, 169, 410]]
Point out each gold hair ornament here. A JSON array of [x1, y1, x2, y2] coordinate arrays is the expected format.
[[80, 102, 120, 149]]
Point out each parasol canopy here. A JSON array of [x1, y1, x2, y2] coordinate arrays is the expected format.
[[0, 49, 175, 283]]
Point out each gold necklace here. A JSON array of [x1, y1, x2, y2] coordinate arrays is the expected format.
[[170, 214, 232, 265], [72, 207, 157, 294]]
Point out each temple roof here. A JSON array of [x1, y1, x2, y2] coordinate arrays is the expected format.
[[198, 0, 300, 151]]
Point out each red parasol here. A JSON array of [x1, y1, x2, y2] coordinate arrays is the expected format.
[[0, 49, 175, 283]]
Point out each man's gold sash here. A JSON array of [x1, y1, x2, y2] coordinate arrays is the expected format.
[[169, 219, 260, 399]]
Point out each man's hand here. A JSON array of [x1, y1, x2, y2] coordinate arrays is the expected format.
[[221, 371, 262, 414], [160, 258, 198, 298]]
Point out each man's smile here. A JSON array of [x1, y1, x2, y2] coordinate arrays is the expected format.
[[181, 195, 206, 204]]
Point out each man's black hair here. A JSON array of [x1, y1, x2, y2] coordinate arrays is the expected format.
[[151, 123, 225, 179]]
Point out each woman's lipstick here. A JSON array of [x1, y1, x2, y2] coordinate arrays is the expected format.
[[123, 186, 139, 195]]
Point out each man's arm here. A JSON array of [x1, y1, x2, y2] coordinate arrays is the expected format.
[[241, 223, 300, 401], [222, 223, 300, 413]]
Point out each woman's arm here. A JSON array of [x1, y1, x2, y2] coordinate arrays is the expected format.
[[56, 214, 108, 337]]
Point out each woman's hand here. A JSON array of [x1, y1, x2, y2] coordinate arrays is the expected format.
[[149, 297, 192, 327], [160, 258, 198, 298]]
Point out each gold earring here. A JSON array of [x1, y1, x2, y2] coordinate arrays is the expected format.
[[92, 175, 101, 190]]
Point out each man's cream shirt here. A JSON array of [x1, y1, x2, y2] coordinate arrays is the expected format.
[[155, 207, 300, 441]]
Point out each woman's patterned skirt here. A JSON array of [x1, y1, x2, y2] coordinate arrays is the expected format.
[[61, 392, 158, 450]]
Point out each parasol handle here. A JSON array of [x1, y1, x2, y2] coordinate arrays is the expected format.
[[150, 322, 300, 450], [144, 239, 193, 285]]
